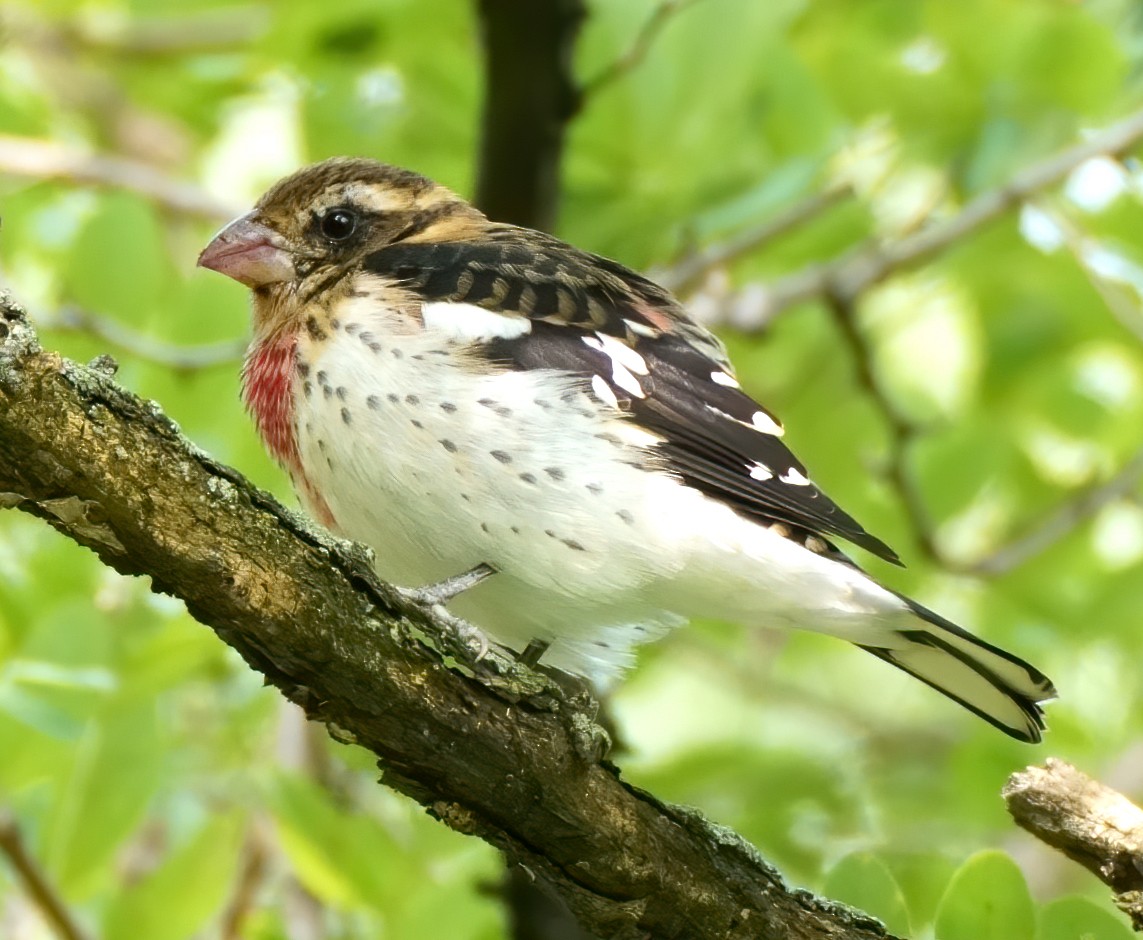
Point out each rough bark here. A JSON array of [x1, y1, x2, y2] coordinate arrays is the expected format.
[[473, 0, 585, 231], [1005, 758, 1143, 930], [0, 294, 896, 938]]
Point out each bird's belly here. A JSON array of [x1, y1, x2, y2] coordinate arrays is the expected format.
[[291, 328, 695, 676]]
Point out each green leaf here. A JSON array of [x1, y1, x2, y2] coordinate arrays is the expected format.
[[103, 813, 245, 940], [822, 852, 911, 936], [1039, 896, 1133, 940], [935, 850, 1035, 940]]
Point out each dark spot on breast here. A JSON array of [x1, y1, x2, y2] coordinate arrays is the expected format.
[[510, 526, 520, 534], [345, 322, 361, 335], [336, 386, 348, 401], [303, 381, 313, 398], [440, 439, 457, 452], [544, 467, 565, 481], [322, 386, 333, 399], [330, 318, 341, 330], [369, 341, 383, 353], [297, 362, 311, 377], [490, 450, 512, 464], [405, 394, 420, 405], [367, 395, 381, 410], [387, 393, 400, 404], [411, 419, 423, 429], [617, 509, 635, 525], [460, 492, 470, 501], [359, 331, 374, 343], [519, 473, 537, 485], [478, 398, 496, 408], [534, 398, 551, 410], [562, 538, 586, 552], [316, 370, 329, 386], [306, 316, 326, 341], [341, 407, 352, 425], [440, 401, 457, 413], [586, 482, 603, 495], [495, 405, 512, 417], [391, 348, 404, 359], [480, 522, 490, 533], [317, 439, 326, 452]]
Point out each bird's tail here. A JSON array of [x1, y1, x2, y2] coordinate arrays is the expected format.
[[860, 598, 1056, 743]]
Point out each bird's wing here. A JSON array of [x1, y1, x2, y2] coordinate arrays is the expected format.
[[363, 236, 901, 564]]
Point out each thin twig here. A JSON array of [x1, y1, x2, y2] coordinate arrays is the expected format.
[[723, 108, 1143, 329], [39, 306, 246, 372], [659, 183, 852, 295], [220, 826, 270, 940], [0, 135, 236, 222], [823, 290, 939, 562], [966, 447, 1143, 577], [581, 0, 707, 99], [1005, 759, 1143, 930], [0, 809, 91, 940]]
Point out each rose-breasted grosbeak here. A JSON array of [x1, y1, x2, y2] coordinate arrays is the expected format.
[[198, 157, 1055, 742]]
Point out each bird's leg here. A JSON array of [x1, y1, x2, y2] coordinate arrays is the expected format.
[[399, 562, 497, 606], [396, 563, 497, 665], [518, 638, 550, 668]]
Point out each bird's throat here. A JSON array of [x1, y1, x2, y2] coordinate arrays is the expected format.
[[242, 331, 300, 471]]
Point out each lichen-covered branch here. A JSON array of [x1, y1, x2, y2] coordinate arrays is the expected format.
[[1004, 758, 1143, 930], [0, 294, 898, 939]]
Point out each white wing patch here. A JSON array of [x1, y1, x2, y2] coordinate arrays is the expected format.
[[591, 374, 620, 408], [780, 467, 811, 486], [422, 301, 533, 342], [748, 462, 774, 481], [582, 333, 648, 399], [710, 370, 739, 388], [751, 411, 784, 436]]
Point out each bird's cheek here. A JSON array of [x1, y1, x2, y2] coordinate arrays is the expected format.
[[198, 218, 295, 288]]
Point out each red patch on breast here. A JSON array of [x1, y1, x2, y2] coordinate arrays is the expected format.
[[242, 333, 339, 530], [242, 332, 300, 470]]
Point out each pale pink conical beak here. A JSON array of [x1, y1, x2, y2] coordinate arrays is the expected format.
[[197, 216, 295, 288]]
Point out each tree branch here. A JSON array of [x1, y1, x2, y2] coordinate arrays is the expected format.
[[39, 306, 246, 373], [473, 0, 586, 232], [0, 808, 91, 940], [0, 135, 236, 222], [723, 108, 1143, 329], [0, 294, 899, 939], [1004, 759, 1143, 930], [580, 0, 706, 101]]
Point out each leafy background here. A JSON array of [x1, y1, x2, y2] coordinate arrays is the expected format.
[[1, 0, 1143, 937]]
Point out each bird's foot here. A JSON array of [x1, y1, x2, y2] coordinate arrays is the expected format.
[[396, 563, 497, 666], [517, 638, 550, 668]]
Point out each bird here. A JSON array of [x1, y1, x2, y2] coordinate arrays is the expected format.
[[198, 157, 1055, 742]]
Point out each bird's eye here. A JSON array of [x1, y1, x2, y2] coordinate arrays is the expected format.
[[320, 208, 357, 241]]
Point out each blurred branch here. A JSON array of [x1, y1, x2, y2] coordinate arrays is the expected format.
[[220, 827, 270, 940], [824, 291, 940, 562], [38, 306, 246, 372], [965, 447, 1143, 577], [725, 107, 1143, 329], [0, 296, 900, 940], [64, 7, 269, 56], [1033, 197, 1143, 346], [0, 135, 236, 222], [581, 0, 706, 100], [1005, 758, 1143, 930], [0, 809, 91, 940], [474, 0, 586, 231], [659, 183, 852, 295]]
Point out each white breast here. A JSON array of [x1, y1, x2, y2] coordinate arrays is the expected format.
[[291, 294, 912, 680]]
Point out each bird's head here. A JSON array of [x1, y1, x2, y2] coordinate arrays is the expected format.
[[198, 157, 485, 296]]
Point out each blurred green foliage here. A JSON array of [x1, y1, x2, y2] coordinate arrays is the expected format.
[[2, 0, 1143, 936]]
